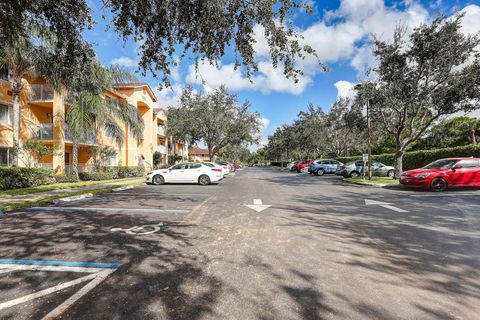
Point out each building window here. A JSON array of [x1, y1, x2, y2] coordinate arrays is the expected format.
[[0, 147, 13, 166], [0, 104, 13, 126], [0, 67, 8, 81]]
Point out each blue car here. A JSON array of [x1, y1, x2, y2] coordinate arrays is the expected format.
[[308, 159, 343, 176]]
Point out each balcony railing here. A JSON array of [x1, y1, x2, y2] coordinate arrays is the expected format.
[[157, 125, 166, 136], [35, 163, 53, 169], [31, 123, 53, 140], [30, 84, 54, 101], [65, 124, 97, 145]]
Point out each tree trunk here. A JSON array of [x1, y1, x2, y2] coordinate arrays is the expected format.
[[11, 79, 22, 166], [394, 134, 404, 179], [472, 129, 477, 145], [73, 141, 79, 177]]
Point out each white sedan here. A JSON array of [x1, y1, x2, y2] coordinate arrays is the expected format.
[[202, 161, 228, 176], [146, 162, 223, 185]]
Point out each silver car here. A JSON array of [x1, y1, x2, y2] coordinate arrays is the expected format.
[[338, 160, 395, 178]]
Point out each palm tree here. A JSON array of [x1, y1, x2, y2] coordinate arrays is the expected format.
[[66, 63, 144, 177], [0, 25, 62, 166]]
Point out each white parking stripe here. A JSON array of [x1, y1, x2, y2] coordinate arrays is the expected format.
[[0, 273, 97, 311], [0, 264, 103, 273], [41, 269, 116, 320], [27, 207, 190, 214]]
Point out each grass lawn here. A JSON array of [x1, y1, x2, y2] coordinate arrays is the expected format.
[[0, 177, 142, 198], [0, 182, 145, 211], [344, 176, 400, 186]]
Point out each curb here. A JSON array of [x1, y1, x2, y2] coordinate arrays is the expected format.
[[54, 193, 94, 203], [342, 178, 389, 187], [112, 186, 134, 192]]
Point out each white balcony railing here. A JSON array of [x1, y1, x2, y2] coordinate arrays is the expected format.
[[65, 164, 95, 174], [31, 123, 53, 140], [30, 84, 54, 101], [35, 163, 53, 168], [156, 145, 167, 154], [157, 125, 166, 136]]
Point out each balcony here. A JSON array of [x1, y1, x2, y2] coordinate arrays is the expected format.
[[31, 123, 53, 140], [65, 124, 97, 145], [156, 145, 167, 154], [65, 164, 95, 174], [157, 125, 166, 136], [29, 84, 54, 101]]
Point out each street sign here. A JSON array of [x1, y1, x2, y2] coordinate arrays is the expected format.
[[362, 153, 368, 163]]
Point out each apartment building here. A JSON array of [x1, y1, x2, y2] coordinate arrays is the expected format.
[[189, 147, 211, 162], [0, 69, 185, 173]]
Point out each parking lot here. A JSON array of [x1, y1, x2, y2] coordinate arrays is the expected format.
[[1, 167, 479, 319]]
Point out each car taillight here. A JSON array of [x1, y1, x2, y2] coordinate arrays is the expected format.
[[212, 168, 222, 172]]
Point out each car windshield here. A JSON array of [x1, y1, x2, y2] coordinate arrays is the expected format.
[[202, 162, 215, 167], [423, 159, 458, 169]]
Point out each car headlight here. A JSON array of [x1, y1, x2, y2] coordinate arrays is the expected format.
[[414, 173, 430, 178]]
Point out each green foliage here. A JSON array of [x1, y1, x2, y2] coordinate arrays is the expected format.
[[0, 167, 55, 190], [115, 166, 145, 178], [364, 15, 480, 174], [20, 140, 58, 167], [88, 146, 117, 170], [167, 155, 182, 166], [78, 172, 114, 181], [414, 116, 480, 149], [54, 174, 80, 183], [167, 86, 261, 159], [337, 145, 480, 171], [218, 144, 251, 163], [152, 151, 162, 168], [270, 161, 288, 167]]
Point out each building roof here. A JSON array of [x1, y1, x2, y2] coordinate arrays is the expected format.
[[115, 82, 157, 102], [189, 147, 209, 154]]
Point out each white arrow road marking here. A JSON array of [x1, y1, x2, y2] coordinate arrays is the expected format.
[[365, 199, 408, 213], [245, 199, 272, 212]]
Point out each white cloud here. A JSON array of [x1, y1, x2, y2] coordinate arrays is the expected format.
[[186, 61, 311, 95], [460, 5, 480, 36], [259, 117, 270, 131], [334, 80, 355, 100], [153, 83, 183, 108], [110, 56, 137, 68]]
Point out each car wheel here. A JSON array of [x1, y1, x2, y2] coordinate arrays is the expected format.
[[349, 171, 360, 178], [317, 169, 325, 176], [152, 175, 165, 185], [430, 178, 447, 192], [387, 170, 395, 178], [198, 175, 211, 186], [296, 169, 301, 173]]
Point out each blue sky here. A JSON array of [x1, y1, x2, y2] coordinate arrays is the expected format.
[[84, 0, 480, 147]]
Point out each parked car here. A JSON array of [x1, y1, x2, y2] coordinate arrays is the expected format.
[[287, 161, 299, 171], [308, 159, 343, 176], [400, 158, 480, 192], [203, 162, 228, 176], [294, 160, 313, 173], [215, 160, 231, 174], [338, 160, 395, 178], [146, 162, 223, 185]]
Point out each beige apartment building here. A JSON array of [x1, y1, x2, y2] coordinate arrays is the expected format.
[[0, 68, 186, 173]]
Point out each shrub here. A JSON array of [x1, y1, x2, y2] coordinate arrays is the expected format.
[[0, 167, 55, 190], [337, 145, 480, 170], [78, 172, 114, 181], [54, 174, 79, 183], [270, 161, 288, 167], [115, 166, 145, 178]]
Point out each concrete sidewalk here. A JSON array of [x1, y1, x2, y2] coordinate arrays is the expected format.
[[0, 179, 144, 205]]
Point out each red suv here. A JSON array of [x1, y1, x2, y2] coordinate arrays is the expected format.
[[400, 158, 480, 192], [293, 160, 313, 173]]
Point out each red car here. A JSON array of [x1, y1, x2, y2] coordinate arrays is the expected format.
[[293, 160, 313, 173], [400, 158, 480, 192]]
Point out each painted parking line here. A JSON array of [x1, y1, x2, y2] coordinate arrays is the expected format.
[[27, 207, 190, 214], [100, 192, 211, 196], [0, 259, 121, 319]]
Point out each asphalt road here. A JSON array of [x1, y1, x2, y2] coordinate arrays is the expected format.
[[1, 167, 479, 319]]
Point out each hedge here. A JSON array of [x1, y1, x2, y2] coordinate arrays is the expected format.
[[337, 144, 480, 171], [0, 167, 55, 190], [78, 172, 114, 181], [54, 174, 80, 183], [270, 161, 288, 167]]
